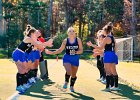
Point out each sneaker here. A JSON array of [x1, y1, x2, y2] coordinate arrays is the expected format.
[[29, 77, 36, 84], [35, 77, 41, 81], [102, 88, 111, 92], [23, 83, 31, 89], [16, 85, 25, 93], [97, 77, 103, 82], [70, 86, 75, 92], [101, 79, 106, 84], [110, 87, 121, 91], [63, 82, 68, 89]]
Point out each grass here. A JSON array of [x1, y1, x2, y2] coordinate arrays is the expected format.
[[0, 59, 140, 99]]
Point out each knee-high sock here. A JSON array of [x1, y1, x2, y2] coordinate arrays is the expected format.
[[106, 75, 111, 88], [114, 75, 118, 87], [33, 69, 38, 77], [70, 77, 77, 87], [16, 73, 24, 87], [23, 73, 29, 84], [65, 72, 70, 83], [28, 70, 34, 78], [110, 75, 114, 87]]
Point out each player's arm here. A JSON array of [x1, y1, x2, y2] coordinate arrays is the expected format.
[[45, 39, 66, 55], [52, 39, 66, 54], [93, 37, 108, 50], [25, 37, 44, 50]]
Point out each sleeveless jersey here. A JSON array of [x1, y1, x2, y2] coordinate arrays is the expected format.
[[65, 38, 79, 55], [104, 35, 115, 52], [18, 41, 32, 53]]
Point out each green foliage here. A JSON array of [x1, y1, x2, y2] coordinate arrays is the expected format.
[[52, 32, 68, 49], [104, 0, 124, 21], [0, 35, 7, 48]]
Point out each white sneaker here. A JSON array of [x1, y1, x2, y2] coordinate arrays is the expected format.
[[97, 77, 103, 82], [110, 87, 121, 91], [101, 79, 106, 84]]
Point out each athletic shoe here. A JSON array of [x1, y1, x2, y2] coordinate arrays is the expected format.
[[97, 77, 103, 82], [29, 77, 36, 84], [110, 87, 121, 91], [102, 88, 111, 92], [23, 83, 31, 89], [101, 79, 106, 84], [63, 82, 68, 89], [35, 77, 41, 81], [16, 85, 25, 93], [70, 86, 75, 92]]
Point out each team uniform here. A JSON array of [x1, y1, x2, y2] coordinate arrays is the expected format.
[[104, 35, 118, 64], [27, 49, 40, 62], [63, 37, 79, 66], [104, 35, 119, 91], [12, 41, 34, 93], [12, 42, 32, 62], [62, 37, 80, 92]]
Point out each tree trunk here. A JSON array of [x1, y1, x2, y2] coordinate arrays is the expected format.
[[131, 0, 137, 59], [64, 0, 68, 29], [131, 0, 136, 36], [46, 0, 53, 38], [0, 0, 2, 35]]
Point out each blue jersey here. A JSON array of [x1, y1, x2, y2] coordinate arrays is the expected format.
[[104, 35, 115, 52], [65, 38, 79, 55], [18, 41, 32, 53]]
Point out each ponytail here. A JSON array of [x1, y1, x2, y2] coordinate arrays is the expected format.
[[24, 25, 32, 36], [103, 23, 113, 34], [27, 28, 36, 37]]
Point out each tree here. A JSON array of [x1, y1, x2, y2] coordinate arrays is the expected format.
[[46, 0, 53, 38], [0, 0, 2, 34], [123, 0, 132, 36]]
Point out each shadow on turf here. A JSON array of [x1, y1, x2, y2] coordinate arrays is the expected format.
[[22, 78, 95, 99], [23, 79, 59, 99], [66, 92, 95, 100], [110, 83, 140, 100]]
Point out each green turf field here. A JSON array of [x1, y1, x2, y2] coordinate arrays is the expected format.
[[0, 59, 140, 100]]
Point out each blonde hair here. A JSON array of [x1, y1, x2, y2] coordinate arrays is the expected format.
[[67, 27, 75, 33], [96, 30, 102, 38]]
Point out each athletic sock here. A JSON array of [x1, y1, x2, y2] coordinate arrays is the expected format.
[[114, 75, 118, 87], [16, 73, 24, 87], [70, 77, 77, 87], [106, 75, 111, 88], [23, 73, 28, 84], [32, 69, 38, 77], [28, 70, 34, 78], [110, 75, 114, 87], [65, 72, 70, 83]]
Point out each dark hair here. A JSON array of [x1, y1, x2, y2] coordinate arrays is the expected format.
[[24, 25, 32, 36], [27, 28, 36, 37], [26, 25, 31, 32], [100, 34, 106, 38], [103, 25, 113, 34], [102, 22, 113, 34]]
